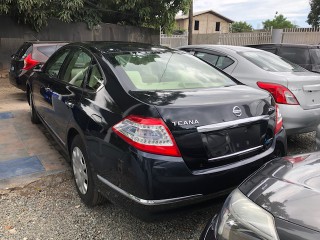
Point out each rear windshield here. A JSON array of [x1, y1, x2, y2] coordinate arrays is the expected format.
[[15, 43, 32, 58], [36, 45, 58, 57], [108, 51, 236, 90], [278, 47, 310, 65], [239, 51, 307, 72], [310, 49, 320, 65]]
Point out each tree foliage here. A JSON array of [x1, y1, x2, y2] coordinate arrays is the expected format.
[[230, 21, 253, 32], [263, 13, 298, 29], [0, 0, 190, 32], [308, 0, 320, 27]]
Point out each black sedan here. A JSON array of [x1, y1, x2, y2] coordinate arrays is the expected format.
[[201, 153, 320, 240], [26, 42, 287, 214]]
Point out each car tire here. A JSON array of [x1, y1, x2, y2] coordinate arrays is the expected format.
[[29, 91, 40, 124], [70, 135, 105, 207]]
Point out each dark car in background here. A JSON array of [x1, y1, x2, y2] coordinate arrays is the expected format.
[[27, 42, 286, 215], [200, 152, 320, 240], [247, 44, 320, 73], [9, 41, 67, 91]]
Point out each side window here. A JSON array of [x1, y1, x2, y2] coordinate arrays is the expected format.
[[86, 64, 103, 91], [45, 50, 70, 79], [278, 47, 310, 65], [216, 56, 234, 69], [195, 52, 234, 70], [62, 51, 92, 87], [195, 52, 219, 66]]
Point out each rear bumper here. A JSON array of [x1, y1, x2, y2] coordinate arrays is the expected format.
[[9, 71, 28, 91], [96, 129, 286, 213], [279, 104, 320, 135]]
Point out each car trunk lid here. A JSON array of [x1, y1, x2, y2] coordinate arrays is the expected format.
[[285, 72, 320, 110], [130, 85, 276, 170]]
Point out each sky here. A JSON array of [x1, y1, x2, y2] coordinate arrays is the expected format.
[[193, 0, 311, 29]]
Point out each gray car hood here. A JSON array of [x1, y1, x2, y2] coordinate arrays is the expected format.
[[239, 152, 320, 232]]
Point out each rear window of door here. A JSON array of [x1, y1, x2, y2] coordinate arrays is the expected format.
[[61, 50, 92, 88], [195, 52, 234, 70], [85, 64, 103, 91], [44, 49, 71, 79], [278, 47, 311, 65]]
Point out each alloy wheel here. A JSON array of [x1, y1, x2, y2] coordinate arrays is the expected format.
[[72, 146, 88, 195]]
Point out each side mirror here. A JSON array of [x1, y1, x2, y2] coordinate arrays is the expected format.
[[33, 64, 43, 72]]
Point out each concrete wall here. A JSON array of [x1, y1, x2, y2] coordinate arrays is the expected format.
[[0, 15, 160, 69]]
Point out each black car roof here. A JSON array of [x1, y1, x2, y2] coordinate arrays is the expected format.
[[66, 41, 170, 54]]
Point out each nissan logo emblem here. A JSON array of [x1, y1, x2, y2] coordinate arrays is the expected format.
[[233, 106, 242, 117]]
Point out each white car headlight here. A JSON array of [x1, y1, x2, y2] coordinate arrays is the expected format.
[[215, 189, 279, 240]]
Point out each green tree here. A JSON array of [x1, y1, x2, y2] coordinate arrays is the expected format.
[[263, 13, 298, 29], [0, 0, 190, 32], [308, 0, 320, 27], [230, 21, 253, 32]]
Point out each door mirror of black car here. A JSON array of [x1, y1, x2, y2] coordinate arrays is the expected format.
[[33, 64, 43, 72]]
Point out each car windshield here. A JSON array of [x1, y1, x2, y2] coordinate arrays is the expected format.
[[239, 51, 307, 72], [107, 51, 237, 91]]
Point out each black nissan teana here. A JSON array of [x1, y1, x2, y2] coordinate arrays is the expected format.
[[26, 42, 287, 215]]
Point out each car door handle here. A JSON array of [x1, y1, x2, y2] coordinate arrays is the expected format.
[[65, 101, 74, 108]]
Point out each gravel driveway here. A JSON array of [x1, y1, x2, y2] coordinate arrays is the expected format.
[[0, 74, 317, 240], [0, 172, 224, 240]]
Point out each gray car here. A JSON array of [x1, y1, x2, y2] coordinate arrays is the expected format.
[[179, 45, 320, 137]]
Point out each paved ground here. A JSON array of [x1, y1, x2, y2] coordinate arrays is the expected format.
[[0, 72, 68, 190], [0, 73, 317, 239]]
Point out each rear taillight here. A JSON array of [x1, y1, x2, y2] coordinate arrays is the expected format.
[[257, 82, 299, 105], [23, 54, 39, 70], [275, 104, 283, 134], [112, 115, 181, 157]]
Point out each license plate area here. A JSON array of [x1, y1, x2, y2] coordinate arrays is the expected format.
[[304, 91, 320, 106], [203, 123, 266, 160]]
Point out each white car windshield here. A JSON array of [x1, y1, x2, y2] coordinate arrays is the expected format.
[[239, 51, 307, 72]]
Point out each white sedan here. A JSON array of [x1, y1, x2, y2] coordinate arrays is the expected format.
[[179, 45, 320, 137]]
